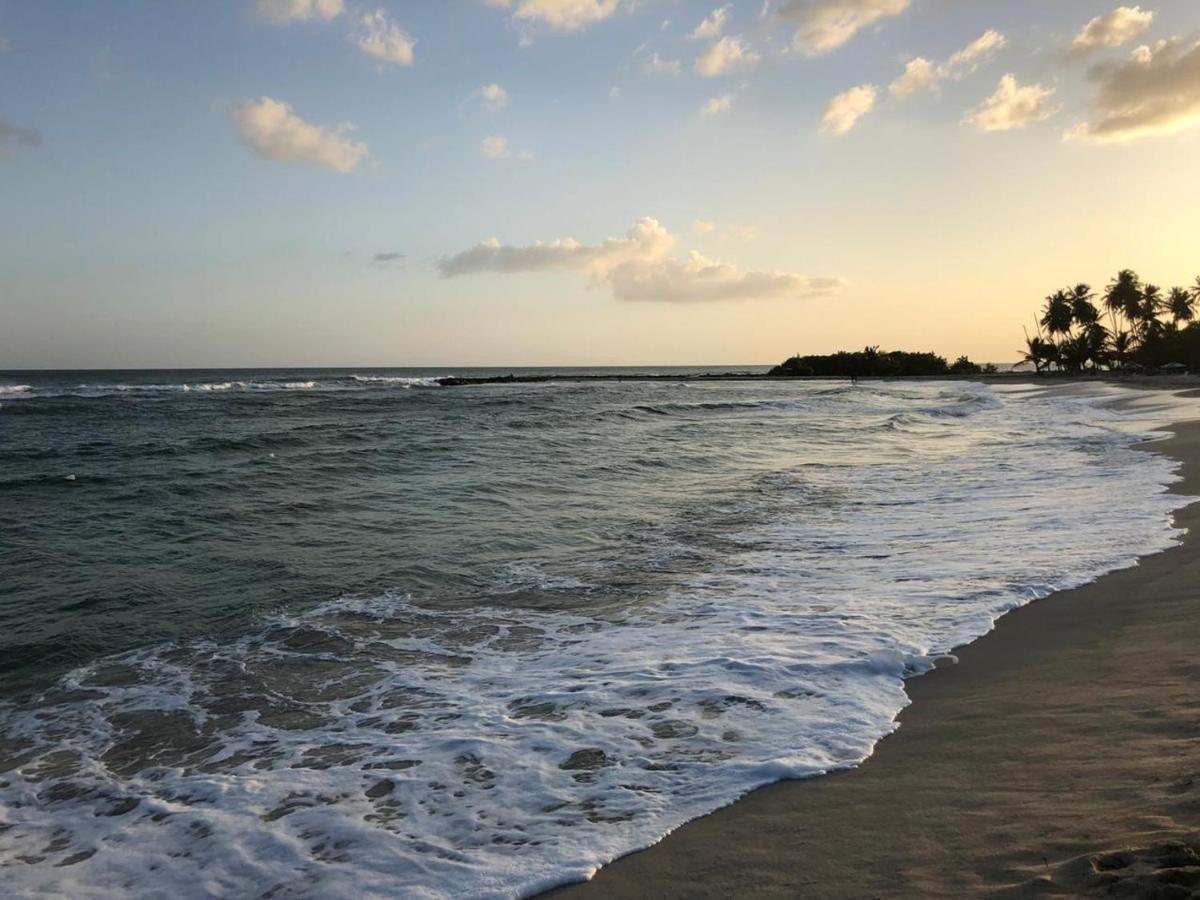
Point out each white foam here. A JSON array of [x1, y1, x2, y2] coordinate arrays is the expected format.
[[351, 375, 447, 388]]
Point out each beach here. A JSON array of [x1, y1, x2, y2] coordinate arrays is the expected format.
[[552, 413, 1200, 898]]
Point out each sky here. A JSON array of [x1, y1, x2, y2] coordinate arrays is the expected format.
[[1, 0, 1199, 368]]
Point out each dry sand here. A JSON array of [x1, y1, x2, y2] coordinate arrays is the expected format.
[[550, 418, 1200, 898]]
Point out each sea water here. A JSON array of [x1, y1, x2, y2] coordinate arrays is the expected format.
[[0, 370, 1192, 897]]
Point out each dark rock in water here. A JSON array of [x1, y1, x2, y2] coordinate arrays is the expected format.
[[560, 749, 612, 771], [100, 797, 139, 817], [649, 720, 698, 739], [365, 779, 394, 799]]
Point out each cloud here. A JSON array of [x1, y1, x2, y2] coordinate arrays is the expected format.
[[890, 30, 1006, 98], [254, 0, 343, 24], [965, 74, 1057, 132], [641, 52, 682, 76], [701, 94, 734, 116], [694, 36, 760, 77], [439, 217, 842, 302], [1071, 6, 1154, 55], [821, 84, 877, 134], [610, 252, 841, 302], [689, 6, 731, 41], [357, 9, 415, 66], [692, 219, 717, 234], [481, 135, 511, 159], [373, 252, 405, 264], [230, 97, 368, 172], [948, 30, 1007, 72], [1069, 38, 1200, 142], [781, 0, 909, 56], [476, 83, 510, 112], [0, 120, 43, 158], [487, 0, 624, 32], [890, 58, 938, 99]]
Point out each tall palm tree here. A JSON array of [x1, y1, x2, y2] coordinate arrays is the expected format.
[[1169, 286, 1196, 325], [1105, 269, 1143, 334], [1139, 284, 1164, 340], [1069, 283, 1099, 329], [1041, 290, 1074, 339], [1083, 321, 1109, 372]]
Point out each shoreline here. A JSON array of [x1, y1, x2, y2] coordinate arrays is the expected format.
[[548, 414, 1200, 897]]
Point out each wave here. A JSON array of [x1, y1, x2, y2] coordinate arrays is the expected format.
[[350, 375, 447, 388], [3, 377, 452, 400]]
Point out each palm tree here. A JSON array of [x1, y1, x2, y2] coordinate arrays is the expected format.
[[1041, 290, 1074, 339], [1083, 321, 1109, 372], [1139, 284, 1164, 341], [1020, 333, 1055, 374], [1069, 283, 1099, 329], [1192, 276, 1200, 304], [1105, 269, 1143, 334], [1059, 334, 1091, 374], [1168, 286, 1196, 326], [1108, 330, 1134, 370]]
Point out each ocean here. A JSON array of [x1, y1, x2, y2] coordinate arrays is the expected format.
[[0, 369, 1190, 898]]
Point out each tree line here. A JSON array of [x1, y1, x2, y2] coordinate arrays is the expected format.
[[1022, 271, 1200, 374], [769, 347, 993, 378]]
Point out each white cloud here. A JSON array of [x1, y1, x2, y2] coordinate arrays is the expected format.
[[641, 52, 682, 76], [965, 74, 1057, 132], [781, 0, 910, 56], [701, 94, 734, 116], [439, 217, 842, 302], [0, 120, 43, 158], [230, 97, 368, 172], [254, 0, 343, 24], [890, 30, 1006, 98], [949, 30, 1007, 71], [692, 219, 717, 234], [694, 36, 760, 77], [890, 58, 938, 99], [821, 84, 877, 134], [476, 83, 510, 112], [481, 135, 511, 159], [1071, 6, 1155, 55], [357, 9, 415, 66], [1069, 38, 1200, 142], [689, 6, 731, 41], [488, 0, 624, 32], [610, 251, 840, 302]]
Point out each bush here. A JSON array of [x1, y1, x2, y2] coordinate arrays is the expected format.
[[768, 347, 950, 378], [949, 356, 982, 375]]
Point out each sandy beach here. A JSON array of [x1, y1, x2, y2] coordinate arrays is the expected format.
[[552, 412, 1200, 898]]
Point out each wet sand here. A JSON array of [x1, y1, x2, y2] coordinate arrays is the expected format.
[[550, 418, 1200, 898]]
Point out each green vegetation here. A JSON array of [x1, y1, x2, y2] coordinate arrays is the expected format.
[[769, 347, 996, 378], [1021, 270, 1200, 374]]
